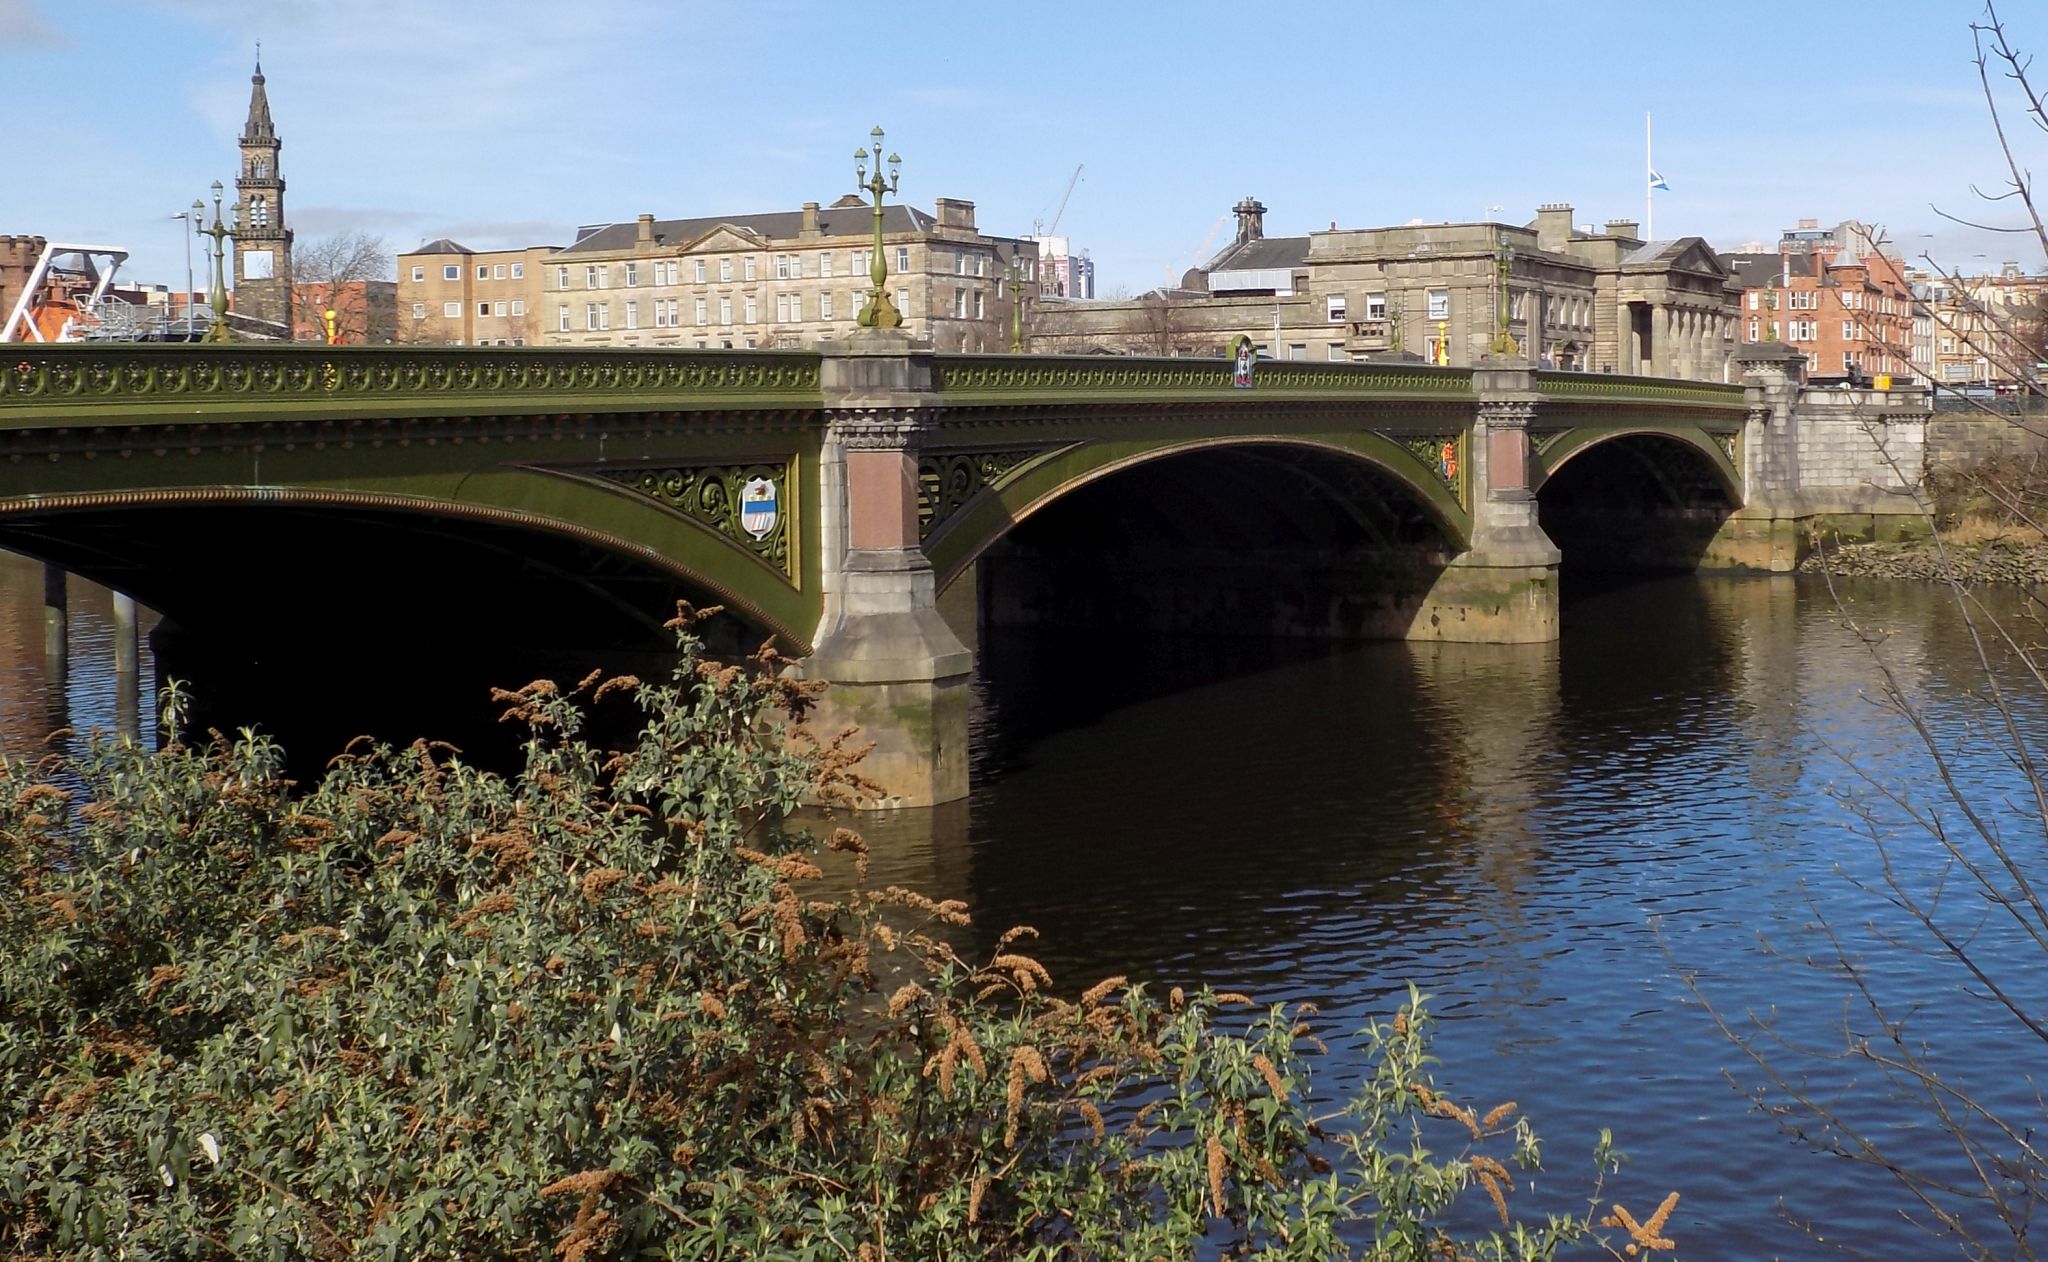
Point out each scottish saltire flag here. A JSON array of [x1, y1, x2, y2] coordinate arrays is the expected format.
[[1649, 169, 1671, 191]]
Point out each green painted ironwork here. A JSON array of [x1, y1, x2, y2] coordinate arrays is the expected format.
[[917, 448, 1048, 540], [1402, 434, 1466, 500], [1534, 370, 1744, 409], [0, 345, 824, 425], [932, 355, 1477, 399], [596, 461, 796, 580]]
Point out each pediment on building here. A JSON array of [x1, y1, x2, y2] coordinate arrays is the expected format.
[[1625, 237, 1728, 278], [675, 224, 773, 254]]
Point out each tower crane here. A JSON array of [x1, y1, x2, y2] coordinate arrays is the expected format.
[[1034, 164, 1083, 237]]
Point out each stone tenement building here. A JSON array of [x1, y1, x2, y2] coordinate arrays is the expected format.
[[1720, 218, 1916, 384], [1914, 261, 2048, 388], [537, 197, 1039, 351], [1031, 198, 1742, 381], [395, 241, 560, 345], [230, 59, 293, 334]]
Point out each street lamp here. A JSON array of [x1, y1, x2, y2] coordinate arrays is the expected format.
[[197, 180, 241, 343], [1490, 232, 1520, 358], [172, 204, 201, 337], [853, 125, 903, 329], [1006, 255, 1027, 353]]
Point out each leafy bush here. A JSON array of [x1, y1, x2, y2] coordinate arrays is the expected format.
[[0, 608, 1668, 1260]]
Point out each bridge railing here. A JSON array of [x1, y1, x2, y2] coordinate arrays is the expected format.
[[1533, 369, 1745, 409], [932, 352, 1477, 401], [0, 344, 826, 424]]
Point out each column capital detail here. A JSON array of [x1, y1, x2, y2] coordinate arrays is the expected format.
[[825, 407, 933, 452], [1476, 398, 1540, 429]]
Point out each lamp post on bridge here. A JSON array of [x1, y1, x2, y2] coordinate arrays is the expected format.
[[853, 126, 903, 330], [172, 206, 201, 338], [1490, 232, 1521, 358], [197, 180, 242, 343]]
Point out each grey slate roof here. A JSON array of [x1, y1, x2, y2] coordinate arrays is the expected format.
[[1203, 235, 1310, 272], [560, 204, 938, 255], [412, 238, 475, 256], [1718, 252, 1816, 287]]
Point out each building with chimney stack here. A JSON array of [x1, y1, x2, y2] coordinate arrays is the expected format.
[[1720, 218, 1916, 383], [533, 196, 1038, 351], [1031, 197, 1741, 379]]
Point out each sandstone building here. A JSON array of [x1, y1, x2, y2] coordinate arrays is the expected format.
[[537, 197, 1038, 351], [394, 241, 558, 344], [230, 59, 292, 335], [1031, 198, 1742, 381]]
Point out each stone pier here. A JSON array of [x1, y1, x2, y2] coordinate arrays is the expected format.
[[1412, 362, 1560, 643], [805, 332, 972, 808]]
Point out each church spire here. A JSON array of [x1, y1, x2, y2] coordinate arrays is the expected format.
[[242, 52, 275, 143]]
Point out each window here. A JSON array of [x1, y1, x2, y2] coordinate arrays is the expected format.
[[897, 247, 910, 272], [776, 255, 792, 280], [477, 265, 489, 280], [850, 249, 866, 276], [1843, 320, 1859, 339], [1365, 292, 1387, 320], [820, 252, 833, 279], [1427, 289, 1449, 320], [654, 298, 669, 328], [696, 298, 709, 325], [443, 301, 460, 318], [1788, 291, 1816, 310], [743, 295, 758, 323], [1844, 292, 1861, 309], [1748, 317, 1760, 341], [444, 265, 461, 281], [625, 262, 639, 287], [1747, 291, 1759, 309], [895, 287, 908, 315], [585, 303, 600, 331], [555, 266, 569, 290], [510, 300, 524, 316], [585, 266, 599, 289], [789, 293, 802, 321], [953, 288, 966, 318], [477, 302, 490, 317], [820, 292, 833, 320], [719, 258, 732, 282], [1288, 344, 1307, 360], [974, 291, 985, 319], [976, 254, 988, 277], [1327, 294, 1347, 322], [624, 300, 638, 329], [718, 297, 732, 325], [511, 264, 524, 279], [411, 302, 426, 319], [665, 299, 679, 326], [743, 257, 757, 281], [558, 305, 570, 332], [410, 266, 425, 282], [955, 252, 968, 275], [776, 294, 790, 322], [1843, 352, 1860, 372], [1940, 336, 1958, 354], [1328, 345, 1347, 361]]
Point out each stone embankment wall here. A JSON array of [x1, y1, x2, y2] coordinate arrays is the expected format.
[[1926, 409, 2047, 468]]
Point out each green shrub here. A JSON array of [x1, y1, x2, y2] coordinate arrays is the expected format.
[[0, 608, 1667, 1260]]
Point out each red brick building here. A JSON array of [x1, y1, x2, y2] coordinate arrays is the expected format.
[[1721, 219, 1915, 382]]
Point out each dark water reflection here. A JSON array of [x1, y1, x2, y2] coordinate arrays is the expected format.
[[7, 546, 2046, 1258], [857, 573, 2048, 1259]]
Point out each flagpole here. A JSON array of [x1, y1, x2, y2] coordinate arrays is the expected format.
[[1646, 111, 1653, 240]]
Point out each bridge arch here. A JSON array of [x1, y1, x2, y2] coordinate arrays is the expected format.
[[922, 433, 1471, 645], [1530, 426, 1741, 575], [924, 432, 1471, 590]]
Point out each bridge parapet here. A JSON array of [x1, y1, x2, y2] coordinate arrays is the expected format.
[[1533, 369, 1745, 410], [933, 353, 1476, 403], [0, 344, 825, 426]]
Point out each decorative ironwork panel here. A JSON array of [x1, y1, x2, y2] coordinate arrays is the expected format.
[[931, 354, 1475, 397], [0, 346, 823, 413], [917, 449, 1040, 539], [1534, 371, 1745, 409], [597, 461, 794, 579], [1401, 434, 1465, 501], [1715, 431, 1739, 465]]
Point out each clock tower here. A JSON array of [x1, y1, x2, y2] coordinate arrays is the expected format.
[[231, 57, 293, 332]]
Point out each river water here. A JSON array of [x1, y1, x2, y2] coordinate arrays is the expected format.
[[4, 549, 2043, 1258]]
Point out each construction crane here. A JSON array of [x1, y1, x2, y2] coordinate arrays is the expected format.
[[1165, 214, 1229, 287], [1034, 164, 1083, 237]]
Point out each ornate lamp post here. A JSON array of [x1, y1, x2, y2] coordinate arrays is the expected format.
[[197, 180, 242, 343], [1490, 232, 1521, 358], [853, 126, 903, 329], [1006, 256, 1027, 353]]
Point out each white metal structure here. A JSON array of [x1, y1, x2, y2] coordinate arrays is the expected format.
[[1, 242, 130, 342]]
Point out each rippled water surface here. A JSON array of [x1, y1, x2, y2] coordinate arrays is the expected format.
[[5, 551, 2044, 1258]]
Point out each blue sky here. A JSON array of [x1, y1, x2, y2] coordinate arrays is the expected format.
[[4, 0, 2043, 295]]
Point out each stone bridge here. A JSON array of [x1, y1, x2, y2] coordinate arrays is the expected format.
[[0, 338, 1927, 804]]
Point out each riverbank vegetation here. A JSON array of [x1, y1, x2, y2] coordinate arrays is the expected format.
[[0, 607, 1673, 1260]]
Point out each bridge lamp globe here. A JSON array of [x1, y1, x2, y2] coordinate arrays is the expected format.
[[855, 148, 868, 184]]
